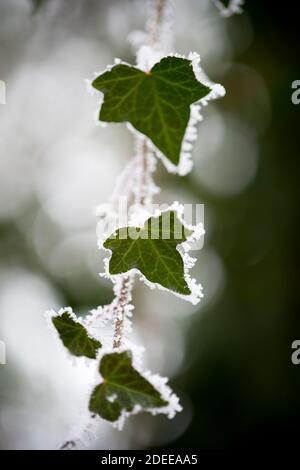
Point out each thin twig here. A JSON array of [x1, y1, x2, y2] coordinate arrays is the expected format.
[[149, 0, 166, 45], [59, 414, 97, 450], [59, 0, 169, 451], [59, 440, 76, 450], [113, 275, 131, 349]]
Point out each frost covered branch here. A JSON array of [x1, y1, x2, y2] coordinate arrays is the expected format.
[[108, 0, 169, 348], [47, 0, 231, 449], [112, 275, 134, 349]]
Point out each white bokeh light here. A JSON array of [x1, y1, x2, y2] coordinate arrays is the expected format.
[[193, 111, 258, 196]]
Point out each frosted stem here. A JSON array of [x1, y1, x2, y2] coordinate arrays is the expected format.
[[59, 414, 98, 450], [112, 275, 133, 349], [60, 440, 76, 450], [111, 0, 168, 349], [136, 139, 148, 206], [149, 0, 166, 45]]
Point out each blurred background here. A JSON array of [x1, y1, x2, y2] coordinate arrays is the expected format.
[[0, 0, 299, 449]]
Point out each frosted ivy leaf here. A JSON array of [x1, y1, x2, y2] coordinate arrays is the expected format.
[[92, 56, 211, 167], [89, 350, 168, 422], [101, 206, 204, 304], [50, 308, 101, 359]]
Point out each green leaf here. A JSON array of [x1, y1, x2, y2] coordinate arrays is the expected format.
[[52, 310, 101, 359], [92, 56, 211, 166], [89, 351, 168, 421], [103, 211, 192, 296]]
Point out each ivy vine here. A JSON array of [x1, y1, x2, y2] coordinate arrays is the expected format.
[[45, 0, 244, 450]]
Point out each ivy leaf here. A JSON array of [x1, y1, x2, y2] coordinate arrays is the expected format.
[[52, 310, 101, 359], [89, 351, 168, 421], [103, 211, 192, 296], [92, 56, 211, 166]]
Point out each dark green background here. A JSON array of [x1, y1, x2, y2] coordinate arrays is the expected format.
[[173, 1, 300, 448]]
